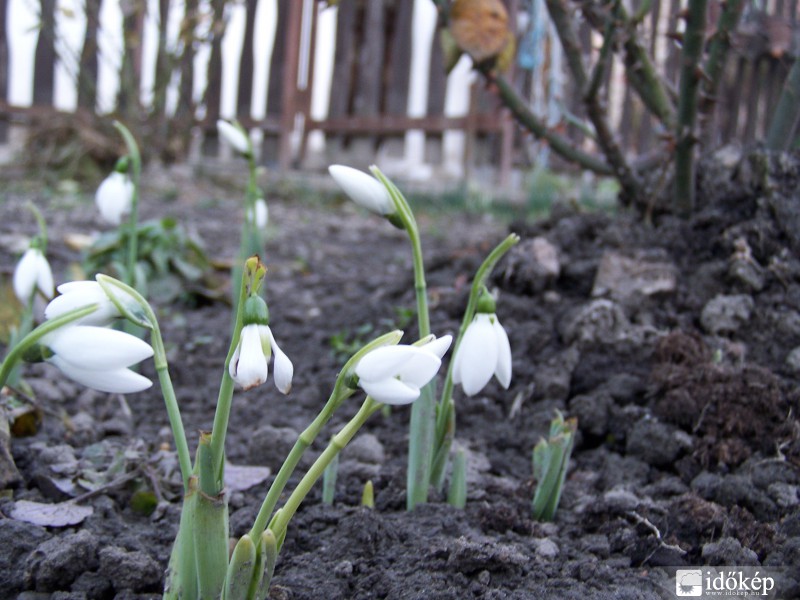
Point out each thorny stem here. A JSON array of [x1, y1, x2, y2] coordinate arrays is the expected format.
[[545, 0, 642, 204], [486, 70, 614, 175], [701, 0, 745, 116], [674, 0, 708, 216]]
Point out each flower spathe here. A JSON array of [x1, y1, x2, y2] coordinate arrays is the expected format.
[[13, 247, 54, 303], [328, 165, 394, 216], [217, 119, 251, 155], [42, 325, 154, 393], [355, 335, 453, 405], [452, 313, 511, 396], [229, 324, 293, 393], [45, 280, 138, 327], [95, 171, 134, 225]]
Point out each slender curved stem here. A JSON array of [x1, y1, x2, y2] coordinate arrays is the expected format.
[[113, 121, 142, 288], [269, 397, 382, 540]]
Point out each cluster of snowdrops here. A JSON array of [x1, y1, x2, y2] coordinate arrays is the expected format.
[[2, 120, 572, 599]]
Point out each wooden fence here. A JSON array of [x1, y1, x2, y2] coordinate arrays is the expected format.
[[0, 0, 798, 186]]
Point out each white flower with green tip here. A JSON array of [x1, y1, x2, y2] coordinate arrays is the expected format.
[[42, 325, 154, 393], [95, 171, 134, 225], [452, 312, 511, 396], [229, 296, 293, 393], [328, 165, 394, 216], [13, 247, 54, 303], [355, 335, 452, 405], [45, 280, 139, 327], [217, 119, 251, 155]]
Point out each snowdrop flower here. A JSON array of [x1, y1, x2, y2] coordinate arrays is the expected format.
[[329, 165, 394, 216], [217, 119, 251, 155], [45, 280, 139, 327], [247, 198, 269, 229], [452, 312, 511, 396], [41, 325, 154, 393], [13, 247, 54, 303], [229, 297, 293, 393], [355, 335, 452, 405], [95, 171, 134, 225]]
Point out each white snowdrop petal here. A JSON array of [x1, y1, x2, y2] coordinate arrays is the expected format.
[[397, 349, 441, 388], [355, 345, 417, 382], [13, 249, 38, 301], [254, 199, 269, 229], [269, 329, 294, 394], [35, 253, 55, 299], [217, 120, 250, 154], [456, 315, 497, 396], [44, 326, 154, 370], [360, 377, 420, 405], [49, 357, 152, 393], [328, 165, 393, 215], [493, 317, 512, 389], [231, 325, 270, 389], [96, 173, 133, 225], [422, 334, 453, 360], [45, 281, 118, 325]]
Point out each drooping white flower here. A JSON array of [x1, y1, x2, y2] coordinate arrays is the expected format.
[[229, 324, 293, 393], [45, 280, 139, 327], [328, 165, 394, 216], [95, 171, 134, 225], [247, 198, 269, 229], [217, 119, 251, 155], [41, 325, 154, 393], [13, 247, 54, 303], [355, 335, 453, 405], [452, 313, 511, 396]]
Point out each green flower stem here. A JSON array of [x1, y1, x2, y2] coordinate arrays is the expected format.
[[0, 304, 99, 389], [209, 265, 250, 493], [370, 167, 435, 510], [370, 167, 430, 338], [430, 233, 520, 490], [98, 275, 193, 490], [27, 202, 48, 252], [268, 397, 382, 541], [248, 329, 402, 541], [113, 121, 141, 288]]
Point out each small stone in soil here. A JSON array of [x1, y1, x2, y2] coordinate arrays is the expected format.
[[700, 294, 754, 335], [98, 546, 162, 593], [701, 536, 759, 566], [24, 529, 99, 592]]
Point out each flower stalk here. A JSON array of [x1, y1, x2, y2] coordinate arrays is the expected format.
[[430, 233, 519, 491], [113, 121, 142, 289]]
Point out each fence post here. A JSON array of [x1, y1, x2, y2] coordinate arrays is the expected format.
[[278, 0, 304, 171]]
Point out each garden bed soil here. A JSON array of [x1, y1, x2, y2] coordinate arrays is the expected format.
[[1, 150, 799, 599]]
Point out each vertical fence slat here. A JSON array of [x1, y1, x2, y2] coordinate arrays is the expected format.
[[278, 0, 303, 169], [354, 0, 384, 117], [76, 0, 100, 111], [32, 0, 57, 105], [236, 0, 258, 118], [385, 0, 413, 116]]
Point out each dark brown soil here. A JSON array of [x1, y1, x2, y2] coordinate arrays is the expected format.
[[1, 149, 799, 599]]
